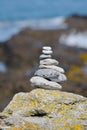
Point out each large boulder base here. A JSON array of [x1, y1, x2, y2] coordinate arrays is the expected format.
[[0, 89, 87, 130]]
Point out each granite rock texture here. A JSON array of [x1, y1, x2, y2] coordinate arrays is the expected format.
[[0, 89, 87, 130]]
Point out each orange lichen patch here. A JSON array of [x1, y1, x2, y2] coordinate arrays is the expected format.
[[80, 52, 87, 65], [67, 65, 87, 82], [80, 53, 87, 61], [73, 124, 84, 130]]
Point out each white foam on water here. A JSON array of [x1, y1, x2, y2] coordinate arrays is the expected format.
[[0, 17, 67, 42], [59, 31, 87, 49]]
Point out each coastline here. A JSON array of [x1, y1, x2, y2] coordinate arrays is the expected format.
[[0, 17, 67, 42], [0, 15, 87, 111], [0, 15, 87, 49]]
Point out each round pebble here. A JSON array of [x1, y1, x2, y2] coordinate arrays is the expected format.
[[42, 50, 53, 55], [42, 46, 52, 50], [39, 54, 51, 60], [39, 65, 64, 73], [40, 59, 59, 65]]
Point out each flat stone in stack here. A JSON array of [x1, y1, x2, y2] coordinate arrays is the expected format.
[[35, 69, 67, 83], [40, 54, 51, 60], [40, 59, 59, 65], [39, 65, 64, 73], [42, 50, 53, 55], [30, 76, 62, 90], [42, 46, 52, 50], [30, 46, 67, 90]]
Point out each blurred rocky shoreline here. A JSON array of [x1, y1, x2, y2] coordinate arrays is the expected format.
[[0, 15, 87, 111]]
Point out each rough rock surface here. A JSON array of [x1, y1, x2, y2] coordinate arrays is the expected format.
[[0, 89, 87, 130]]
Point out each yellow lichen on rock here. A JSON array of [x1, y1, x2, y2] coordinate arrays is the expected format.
[[73, 124, 84, 130], [6, 122, 43, 130], [0, 89, 87, 130]]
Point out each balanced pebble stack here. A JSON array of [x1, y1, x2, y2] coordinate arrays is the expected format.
[[30, 46, 67, 90]]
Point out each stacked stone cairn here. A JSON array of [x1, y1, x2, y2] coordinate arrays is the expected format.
[[30, 46, 67, 90]]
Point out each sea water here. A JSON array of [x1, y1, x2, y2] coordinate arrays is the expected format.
[[0, 0, 87, 42], [0, 0, 87, 72], [0, 0, 87, 21]]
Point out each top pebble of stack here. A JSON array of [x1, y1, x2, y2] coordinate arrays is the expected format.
[[40, 46, 53, 60], [42, 46, 52, 50], [42, 46, 53, 55]]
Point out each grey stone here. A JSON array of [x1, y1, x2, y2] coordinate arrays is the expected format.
[[39, 54, 51, 60], [30, 76, 62, 90], [51, 73, 67, 82], [42, 50, 53, 55], [1, 89, 87, 129], [42, 46, 52, 50], [34, 69, 67, 82], [40, 59, 59, 65], [39, 65, 65, 73]]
